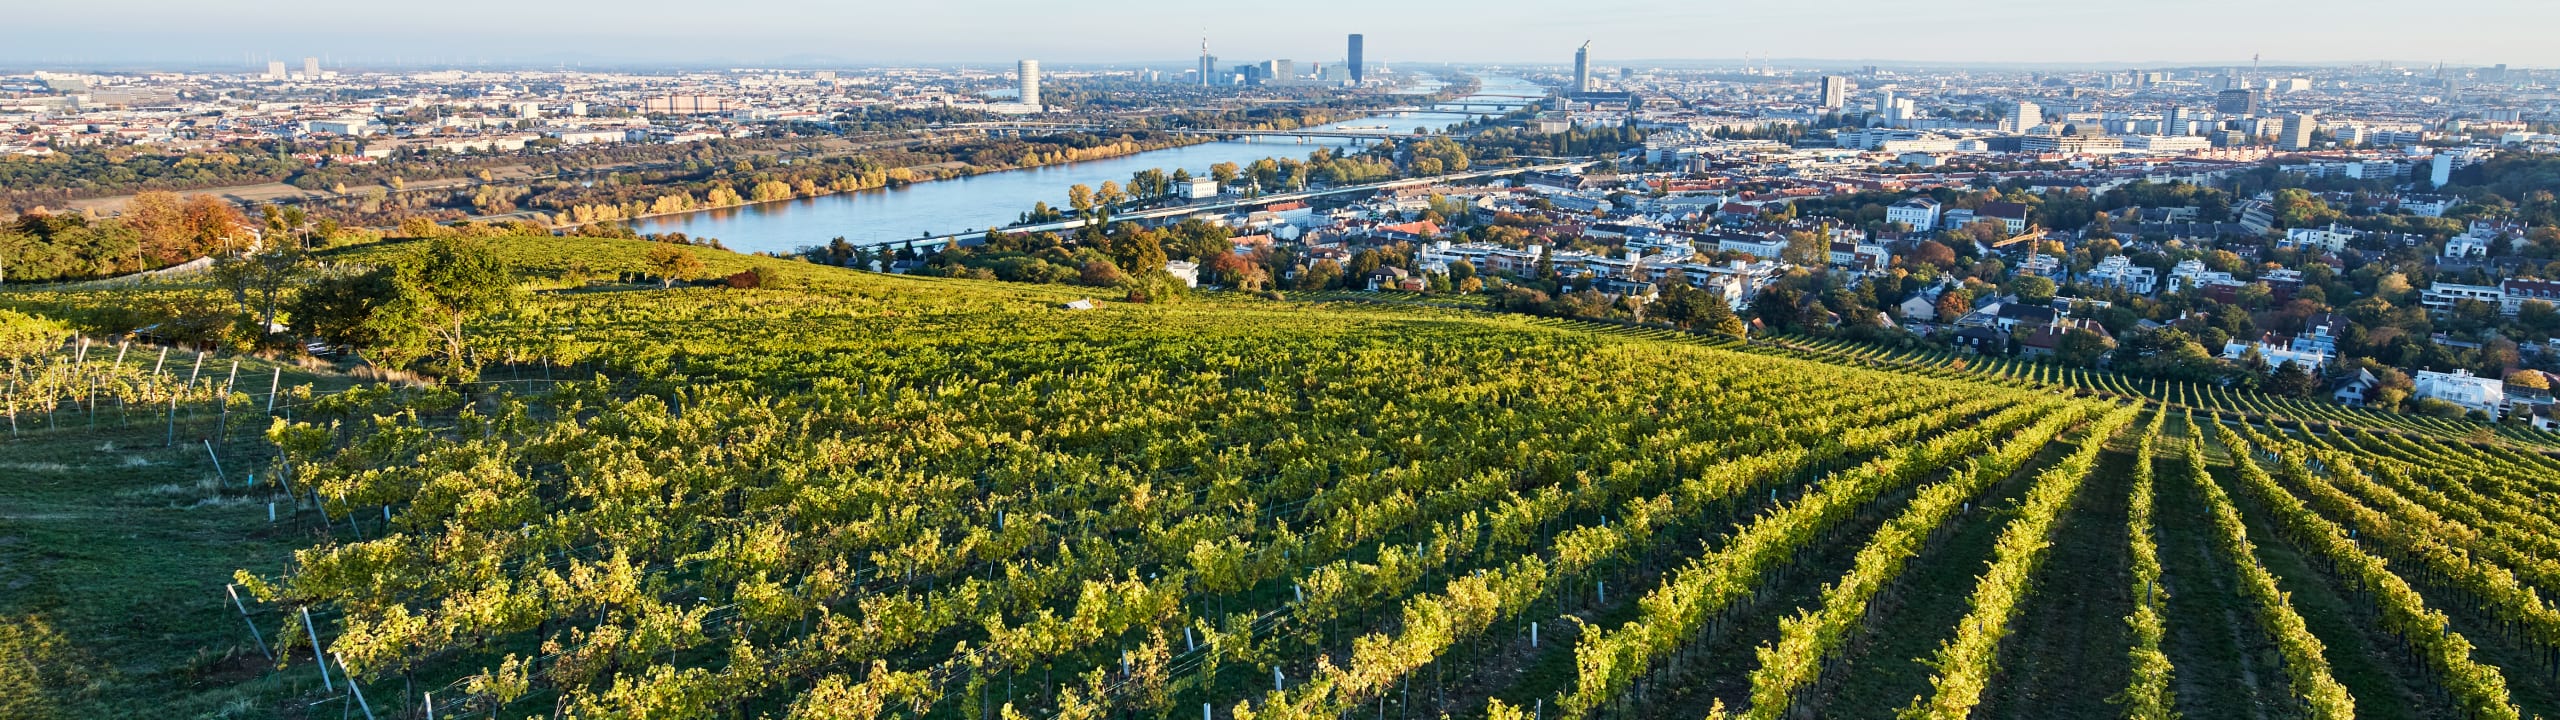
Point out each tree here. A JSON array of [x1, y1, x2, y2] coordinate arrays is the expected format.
[[365, 236, 516, 380], [1447, 260, 1476, 283], [2005, 274, 2056, 305], [1935, 289, 1974, 322], [1781, 230, 1828, 267], [2055, 329, 2111, 368], [1298, 259, 1344, 291], [2266, 360, 2320, 397], [287, 267, 395, 349], [1903, 241, 1956, 270], [1067, 184, 1096, 218], [2518, 300, 2560, 336], [2505, 369, 2550, 392], [644, 244, 706, 289]]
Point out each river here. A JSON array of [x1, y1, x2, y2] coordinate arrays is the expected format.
[[632, 74, 1546, 254]]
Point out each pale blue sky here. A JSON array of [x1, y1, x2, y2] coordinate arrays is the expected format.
[[13, 0, 2558, 69]]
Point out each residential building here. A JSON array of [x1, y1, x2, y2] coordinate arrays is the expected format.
[[2161, 106, 2192, 136], [2223, 334, 2328, 369], [1017, 60, 1040, 107], [2280, 224, 2353, 252], [1828, 241, 1891, 273], [2236, 200, 2275, 235], [2444, 231, 2492, 258], [2295, 312, 2347, 356], [2083, 255, 2157, 295], [2123, 135, 2210, 152], [2502, 278, 2560, 315], [2414, 369, 2505, 419], [1977, 201, 2032, 234], [2215, 88, 2262, 115], [2000, 100, 2042, 132], [1885, 197, 1940, 230], [1165, 260, 1200, 288], [1818, 76, 1848, 109], [2278, 113, 2317, 151], [2420, 282, 2503, 311]]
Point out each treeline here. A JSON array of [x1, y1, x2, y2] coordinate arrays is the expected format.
[[0, 192, 380, 283], [518, 133, 1203, 227], [0, 143, 301, 213]]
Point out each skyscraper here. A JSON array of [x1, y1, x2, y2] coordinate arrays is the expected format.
[[2162, 106, 2191, 136], [1347, 34, 1364, 85], [1018, 60, 1040, 107], [1818, 76, 1848, 109], [1572, 41, 1590, 94], [303, 57, 319, 78], [265, 60, 286, 80]]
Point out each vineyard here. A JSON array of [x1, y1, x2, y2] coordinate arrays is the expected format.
[[2, 240, 2558, 719]]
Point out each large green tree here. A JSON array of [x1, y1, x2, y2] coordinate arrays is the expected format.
[[365, 237, 516, 379]]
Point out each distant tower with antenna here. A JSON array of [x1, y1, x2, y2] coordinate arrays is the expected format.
[[1199, 36, 1218, 87]]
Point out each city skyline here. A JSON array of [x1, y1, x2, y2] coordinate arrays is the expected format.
[[9, 0, 2560, 69]]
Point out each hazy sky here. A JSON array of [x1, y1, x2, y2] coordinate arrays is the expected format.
[[12, 0, 2559, 69]]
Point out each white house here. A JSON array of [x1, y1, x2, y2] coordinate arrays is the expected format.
[[2414, 368, 2504, 419], [2420, 282, 2504, 312], [2222, 338, 2328, 370], [1886, 197, 1942, 230], [2083, 255, 2157, 295], [1181, 177, 1223, 200], [2280, 224, 2353, 252], [2444, 232, 2493, 259], [1165, 260, 1201, 288]]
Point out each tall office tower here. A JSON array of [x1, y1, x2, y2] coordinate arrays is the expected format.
[[2001, 100, 2042, 132], [2163, 106, 2191, 136], [1818, 75, 1848, 108], [1017, 60, 1040, 106], [266, 60, 287, 80], [1873, 88, 1896, 122], [303, 57, 319, 77], [1572, 41, 1590, 93], [2215, 88, 2260, 116], [2278, 112, 2316, 151], [1347, 34, 1364, 84]]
